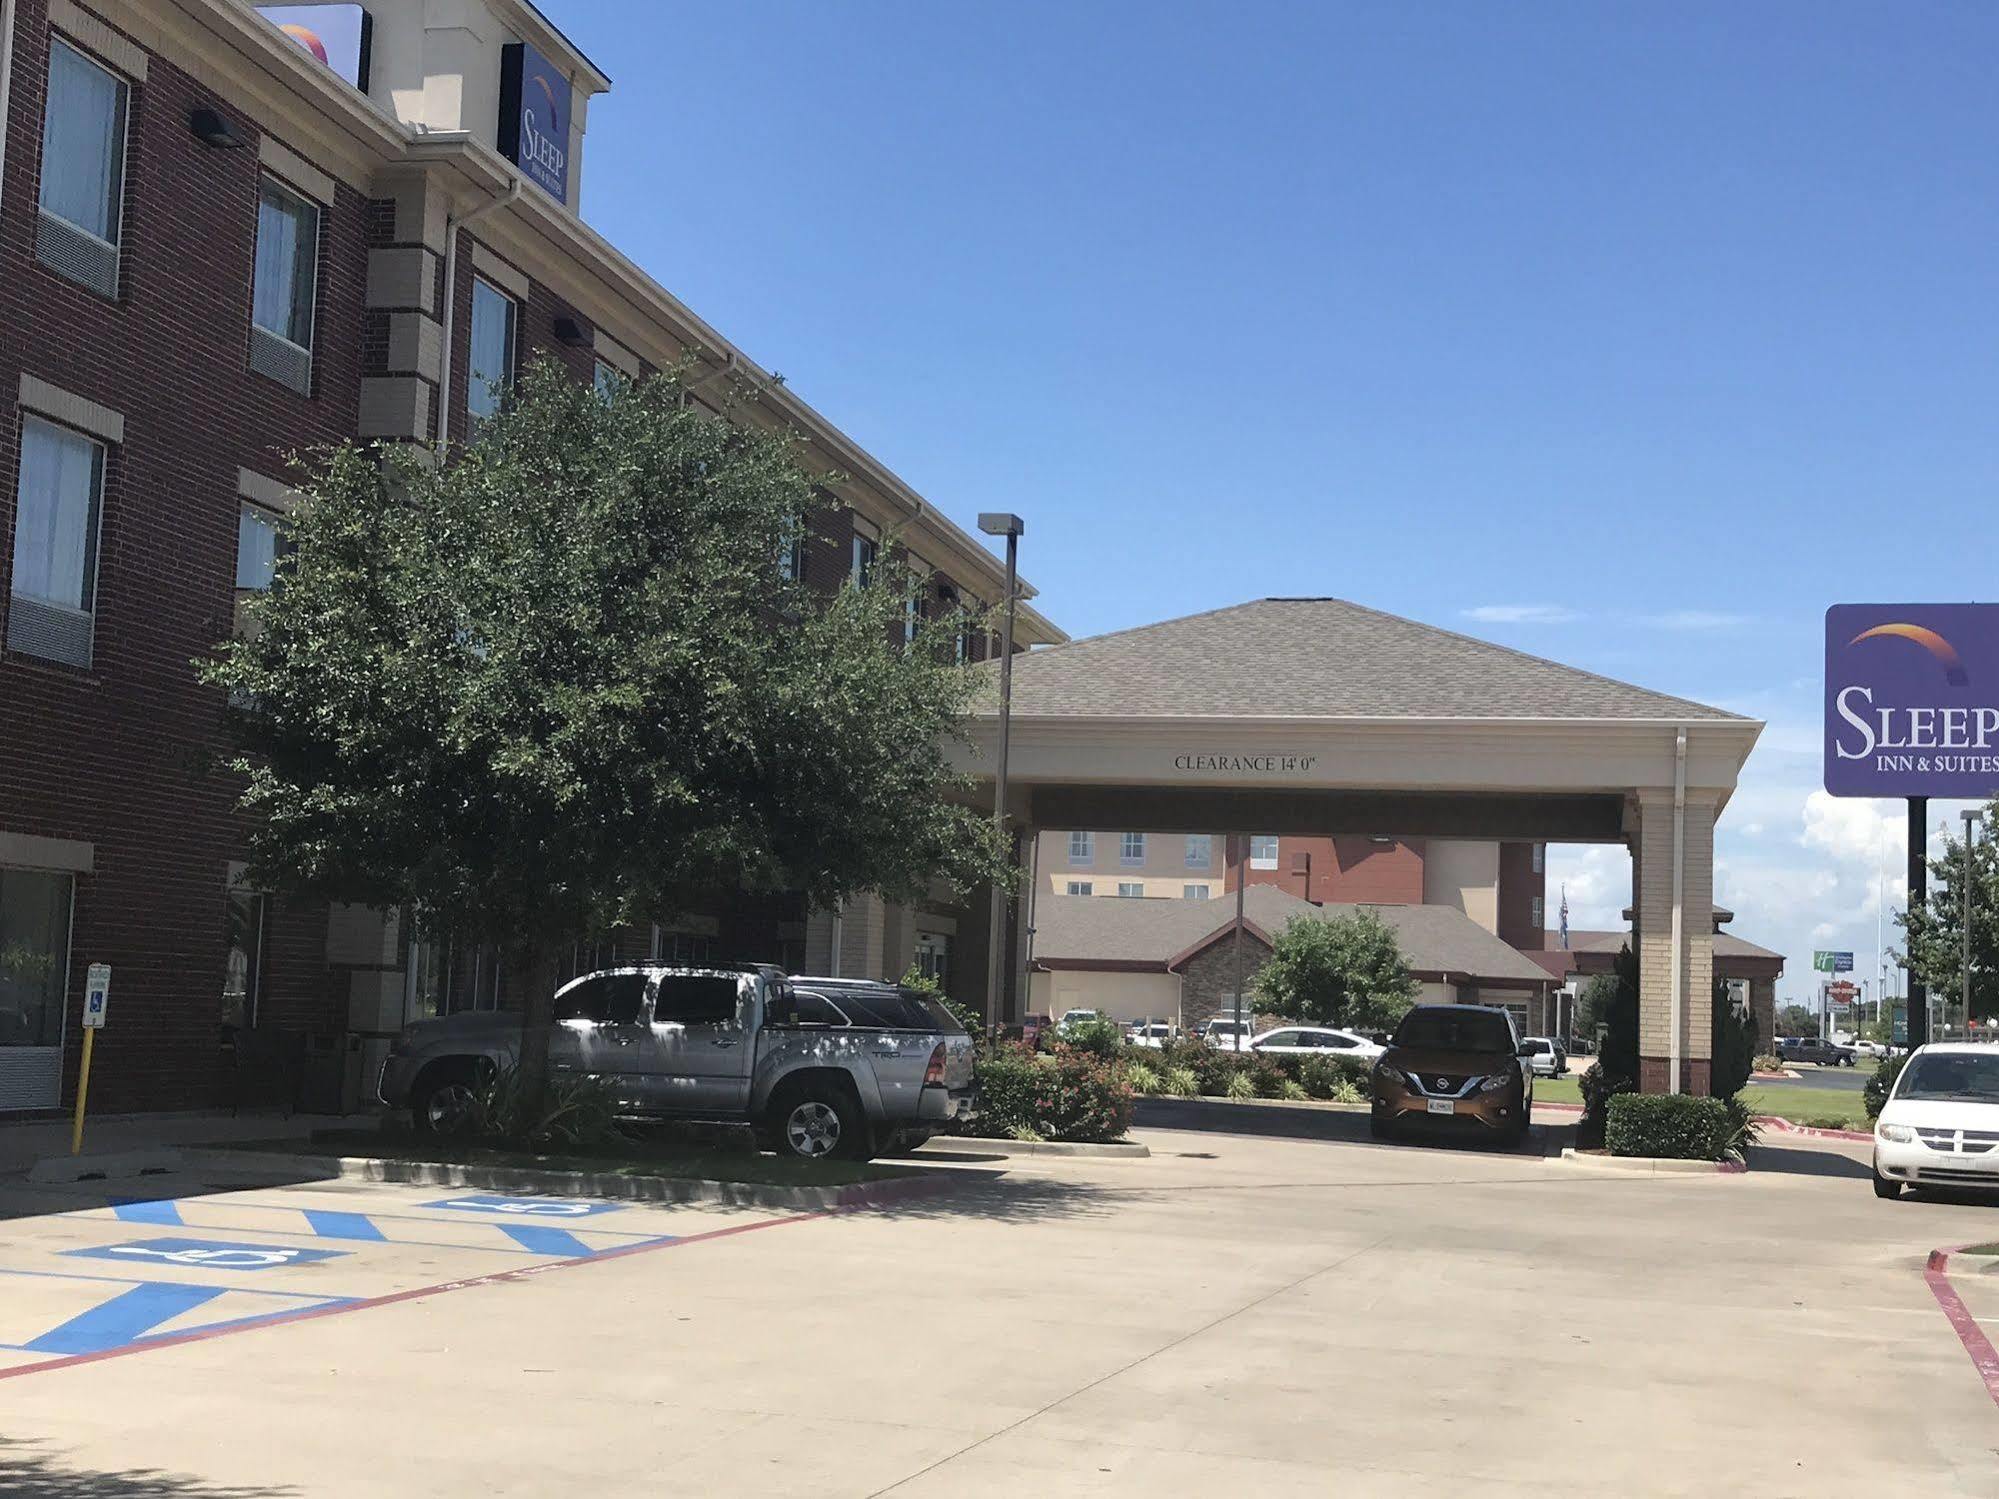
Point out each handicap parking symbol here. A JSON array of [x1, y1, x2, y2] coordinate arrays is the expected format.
[[65, 1238, 348, 1272], [424, 1195, 622, 1218]]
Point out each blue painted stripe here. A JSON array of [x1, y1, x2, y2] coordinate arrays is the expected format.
[[301, 1210, 385, 1242], [25, 1282, 225, 1355], [111, 1199, 183, 1226], [496, 1224, 596, 1257]]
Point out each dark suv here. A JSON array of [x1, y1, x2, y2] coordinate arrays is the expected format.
[[1371, 1004, 1534, 1144], [1779, 1036, 1855, 1067]]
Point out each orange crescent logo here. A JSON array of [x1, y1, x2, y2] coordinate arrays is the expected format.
[[1849, 622, 1969, 686], [531, 75, 561, 133], [278, 23, 329, 66]]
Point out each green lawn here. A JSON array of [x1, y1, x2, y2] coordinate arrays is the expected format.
[[1536, 1074, 1872, 1130]]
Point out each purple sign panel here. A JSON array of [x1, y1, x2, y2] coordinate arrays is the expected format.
[[499, 43, 570, 204], [1825, 604, 1999, 797]]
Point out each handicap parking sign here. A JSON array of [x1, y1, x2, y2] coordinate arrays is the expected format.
[[65, 1238, 349, 1272], [424, 1195, 622, 1218]]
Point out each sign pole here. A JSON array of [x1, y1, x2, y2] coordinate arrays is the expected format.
[[69, 1028, 95, 1156], [1908, 797, 1928, 1049], [71, 963, 111, 1156]]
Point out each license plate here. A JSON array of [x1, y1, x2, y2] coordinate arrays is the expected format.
[[1426, 1099, 1455, 1116]]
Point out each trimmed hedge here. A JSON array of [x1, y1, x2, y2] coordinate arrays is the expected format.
[[967, 1045, 1134, 1143], [1604, 1093, 1733, 1161], [1864, 1053, 1908, 1119]]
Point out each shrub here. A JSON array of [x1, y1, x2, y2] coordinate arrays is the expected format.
[[1163, 1066, 1199, 1097], [968, 1045, 1135, 1143], [1297, 1053, 1369, 1100], [1580, 1061, 1637, 1128], [1751, 1053, 1784, 1074], [1864, 1054, 1909, 1119], [1330, 1079, 1366, 1106], [1718, 1093, 1761, 1162], [1224, 1071, 1256, 1101], [1604, 1093, 1734, 1161], [1191, 1047, 1247, 1097], [1711, 978, 1760, 1098], [1249, 1054, 1290, 1099], [1060, 1015, 1124, 1058], [467, 1064, 621, 1149], [1279, 1079, 1309, 1102], [1126, 1061, 1162, 1096]]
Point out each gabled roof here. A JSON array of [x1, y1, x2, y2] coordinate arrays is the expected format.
[[1033, 889, 1555, 987], [984, 599, 1748, 721]]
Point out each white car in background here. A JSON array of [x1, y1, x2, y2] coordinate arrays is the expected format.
[[1248, 1026, 1385, 1061], [1055, 1008, 1105, 1034], [1127, 1021, 1176, 1049], [1850, 1038, 1889, 1060], [1873, 1043, 1999, 1200], [1202, 1017, 1254, 1051]]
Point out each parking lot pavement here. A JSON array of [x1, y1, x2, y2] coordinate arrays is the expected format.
[[0, 1167, 796, 1375], [1, 1128, 1997, 1497]]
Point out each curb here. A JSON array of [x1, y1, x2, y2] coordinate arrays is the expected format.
[[1557, 1147, 1744, 1175], [183, 1148, 957, 1212], [1138, 1095, 1369, 1116], [1924, 1246, 1999, 1409], [924, 1135, 1149, 1159], [27, 1148, 186, 1184], [1758, 1117, 1874, 1143]]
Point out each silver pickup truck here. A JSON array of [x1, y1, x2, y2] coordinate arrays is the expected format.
[[377, 965, 976, 1161]]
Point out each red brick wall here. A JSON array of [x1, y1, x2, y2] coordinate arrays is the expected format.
[[0, 2, 366, 1111], [1226, 837, 1424, 905], [1495, 841, 1545, 951]]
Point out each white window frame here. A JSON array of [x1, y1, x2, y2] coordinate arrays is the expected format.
[[1249, 835, 1280, 870], [1120, 832, 1146, 867], [1067, 831, 1093, 865], [1117, 882, 1144, 898], [1532, 842, 1545, 875], [467, 275, 517, 422], [1185, 834, 1212, 869], [1531, 895, 1544, 930], [9, 414, 107, 665], [1183, 884, 1210, 901], [37, 38, 128, 256], [1065, 880, 1092, 896]]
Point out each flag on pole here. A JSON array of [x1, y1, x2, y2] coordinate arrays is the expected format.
[[1559, 884, 1569, 949]]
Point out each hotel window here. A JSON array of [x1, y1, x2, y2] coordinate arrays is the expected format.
[[8, 416, 106, 668], [850, 531, 877, 587], [776, 518, 806, 583], [955, 595, 979, 663], [36, 39, 128, 298], [1185, 834, 1212, 869], [1067, 831, 1093, 864], [1120, 833, 1146, 866], [904, 591, 922, 645], [0, 868, 74, 1060], [222, 888, 267, 1032], [1183, 884, 1211, 901], [467, 276, 517, 422], [249, 176, 319, 393], [1065, 880, 1092, 896], [1532, 842, 1545, 875], [1117, 882, 1144, 898], [233, 501, 289, 636], [593, 360, 621, 399], [1249, 835, 1280, 870], [1532, 896, 1544, 930]]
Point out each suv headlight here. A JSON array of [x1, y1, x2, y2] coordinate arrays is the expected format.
[[1479, 1073, 1513, 1094], [1878, 1123, 1915, 1143]]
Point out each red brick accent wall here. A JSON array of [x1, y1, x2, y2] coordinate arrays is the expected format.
[[1226, 837, 1424, 905], [1496, 841, 1545, 951], [0, 2, 366, 1111]]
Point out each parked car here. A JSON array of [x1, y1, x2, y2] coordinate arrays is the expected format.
[[1055, 1008, 1106, 1035], [1872, 1042, 1999, 1199], [1370, 1004, 1534, 1145], [1127, 1021, 1177, 1049], [1849, 1038, 1889, 1060], [1519, 1037, 1567, 1077], [1201, 1017, 1254, 1051], [1248, 1026, 1385, 1061], [1780, 1036, 1856, 1067], [379, 966, 976, 1162]]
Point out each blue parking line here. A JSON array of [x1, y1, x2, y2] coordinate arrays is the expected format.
[[301, 1210, 386, 1242], [495, 1224, 597, 1257], [22, 1282, 225, 1355], [111, 1199, 183, 1226]]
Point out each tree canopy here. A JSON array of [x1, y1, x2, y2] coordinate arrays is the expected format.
[[1251, 909, 1420, 1031], [1898, 795, 1999, 1023], [204, 359, 1004, 989]]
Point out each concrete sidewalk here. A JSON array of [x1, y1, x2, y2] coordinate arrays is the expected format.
[[0, 1110, 352, 1175]]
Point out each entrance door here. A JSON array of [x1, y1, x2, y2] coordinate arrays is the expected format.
[[646, 973, 753, 1112], [0, 869, 73, 1112]]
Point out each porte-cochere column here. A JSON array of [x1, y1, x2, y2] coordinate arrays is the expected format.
[[1633, 787, 1718, 1094]]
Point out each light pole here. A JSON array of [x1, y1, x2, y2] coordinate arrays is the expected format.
[[1963, 809, 1983, 1035], [978, 512, 1023, 1028]]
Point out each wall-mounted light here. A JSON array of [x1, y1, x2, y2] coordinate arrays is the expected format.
[[189, 107, 250, 150], [553, 316, 591, 348]]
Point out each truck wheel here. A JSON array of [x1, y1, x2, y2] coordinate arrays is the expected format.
[[770, 1083, 870, 1162], [410, 1063, 479, 1135]]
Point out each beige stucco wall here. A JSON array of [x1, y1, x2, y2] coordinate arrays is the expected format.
[[1422, 840, 1501, 934], [1414, 980, 1460, 1006], [1028, 969, 1182, 1025]]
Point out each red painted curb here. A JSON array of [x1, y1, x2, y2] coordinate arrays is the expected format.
[[1757, 1117, 1874, 1143], [1923, 1245, 1999, 1411]]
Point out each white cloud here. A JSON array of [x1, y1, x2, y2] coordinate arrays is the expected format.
[[1462, 604, 1581, 625], [1634, 610, 1752, 631]]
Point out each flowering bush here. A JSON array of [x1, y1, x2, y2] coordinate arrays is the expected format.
[[967, 1043, 1134, 1143]]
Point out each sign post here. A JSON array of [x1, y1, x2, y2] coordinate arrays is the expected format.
[[71, 964, 110, 1156]]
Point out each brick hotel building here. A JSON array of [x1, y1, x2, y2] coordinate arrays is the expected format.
[[0, 0, 1061, 1115]]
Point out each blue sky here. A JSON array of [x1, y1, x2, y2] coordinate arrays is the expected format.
[[558, 1, 1998, 1008]]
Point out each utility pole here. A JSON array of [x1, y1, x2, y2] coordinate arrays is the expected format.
[[1963, 810, 1983, 1034], [977, 513, 1023, 1028], [1908, 797, 1929, 1049]]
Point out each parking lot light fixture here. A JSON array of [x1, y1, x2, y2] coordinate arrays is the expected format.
[[978, 513, 1024, 1027]]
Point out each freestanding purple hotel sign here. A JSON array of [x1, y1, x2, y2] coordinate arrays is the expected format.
[[1825, 604, 1999, 798]]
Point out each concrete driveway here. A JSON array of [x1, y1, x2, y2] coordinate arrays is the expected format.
[[0, 1120, 1994, 1497]]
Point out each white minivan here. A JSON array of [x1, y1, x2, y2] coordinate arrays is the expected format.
[[1872, 1043, 1999, 1199]]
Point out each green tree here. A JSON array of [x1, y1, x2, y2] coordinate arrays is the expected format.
[[1775, 1003, 1818, 1038], [204, 361, 1003, 1100], [1251, 910, 1420, 1031], [1898, 795, 1999, 1023], [1711, 976, 1758, 1099], [1574, 972, 1618, 1040]]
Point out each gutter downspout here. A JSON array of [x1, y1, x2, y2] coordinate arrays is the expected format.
[[0, 0, 19, 211], [433, 175, 522, 456], [1670, 726, 1688, 1095]]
